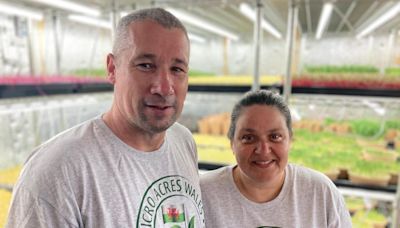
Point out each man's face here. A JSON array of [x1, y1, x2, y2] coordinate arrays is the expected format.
[[107, 20, 190, 134]]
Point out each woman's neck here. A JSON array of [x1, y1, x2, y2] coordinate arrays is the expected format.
[[232, 166, 285, 203]]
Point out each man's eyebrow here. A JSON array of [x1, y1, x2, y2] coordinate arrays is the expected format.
[[173, 58, 188, 66], [134, 53, 156, 61], [129, 54, 155, 66], [130, 54, 188, 66]]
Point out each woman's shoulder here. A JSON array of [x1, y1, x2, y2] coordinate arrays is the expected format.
[[200, 166, 232, 187], [288, 163, 337, 189]]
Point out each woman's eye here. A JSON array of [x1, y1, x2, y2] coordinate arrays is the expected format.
[[240, 135, 254, 143], [270, 134, 283, 142]]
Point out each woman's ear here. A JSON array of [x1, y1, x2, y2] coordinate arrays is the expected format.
[[288, 135, 293, 151]]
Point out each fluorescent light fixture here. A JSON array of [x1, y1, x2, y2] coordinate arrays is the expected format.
[[188, 33, 206, 43], [291, 108, 301, 121], [166, 8, 239, 41], [315, 2, 333, 39], [0, 2, 43, 20], [356, 2, 400, 39], [68, 14, 111, 29], [239, 3, 282, 39], [362, 100, 386, 116], [31, 0, 100, 17], [120, 11, 128, 18]]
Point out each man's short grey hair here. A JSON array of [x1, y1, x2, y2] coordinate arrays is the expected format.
[[112, 8, 188, 58], [227, 89, 293, 140]]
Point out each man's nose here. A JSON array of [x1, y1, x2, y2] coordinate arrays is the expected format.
[[150, 68, 174, 96]]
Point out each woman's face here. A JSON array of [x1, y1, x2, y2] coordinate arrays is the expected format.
[[232, 104, 291, 186]]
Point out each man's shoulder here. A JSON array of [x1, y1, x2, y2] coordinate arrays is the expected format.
[[169, 122, 191, 136], [40, 117, 101, 150], [167, 122, 194, 146], [25, 117, 102, 168], [16, 118, 103, 191]]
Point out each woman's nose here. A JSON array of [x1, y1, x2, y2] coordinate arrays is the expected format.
[[254, 141, 271, 154]]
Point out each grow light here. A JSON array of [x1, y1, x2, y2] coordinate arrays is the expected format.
[[362, 100, 386, 116], [356, 2, 400, 39], [0, 2, 43, 21], [188, 33, 206, 43], [68, 15, 111, 29], [166, 8, 239, 41], [239, 3, 282, 39], [30, 0, 100, 17], [316, 2, 333, 40]]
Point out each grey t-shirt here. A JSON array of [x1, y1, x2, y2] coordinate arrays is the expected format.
[[7, 117, 205, 228], [200, 164, 352, 228]]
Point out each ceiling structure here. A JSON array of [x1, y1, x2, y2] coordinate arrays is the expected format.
[[7, 0, 400, 41]]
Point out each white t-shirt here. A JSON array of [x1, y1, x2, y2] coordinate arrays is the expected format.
[[7, 116, 205, 228], [200, 164, 352, 228]]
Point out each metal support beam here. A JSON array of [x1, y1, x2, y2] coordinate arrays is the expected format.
[[52, 11, 61, 75], [333, 6, 354, 33], [223, 37, 229, 75], [393, 172, 400, 228], [283, 0, 298, 104], [27, 19, 35, 75], [354, 0, 379, 28], [335, 1, 357, 32], [305, 0, 312, 34], [251, 0, 263, 91], [384, 30, 395, 73], [110, 0, 118, 42], [367, 35, 374, 65]]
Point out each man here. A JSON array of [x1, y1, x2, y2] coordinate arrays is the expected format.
[[7, 8, 205, 228]]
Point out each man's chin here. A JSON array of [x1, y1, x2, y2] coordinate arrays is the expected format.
[[146, 119, 176, 133], [139, 110, 179, 133], [147, 125, 171, 133]]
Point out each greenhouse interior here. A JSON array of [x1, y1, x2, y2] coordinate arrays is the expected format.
[[0, 0, 400, 227]]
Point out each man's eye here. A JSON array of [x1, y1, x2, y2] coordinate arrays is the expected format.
[[136, 63, 154, 71], [171, 66, 186, 74]]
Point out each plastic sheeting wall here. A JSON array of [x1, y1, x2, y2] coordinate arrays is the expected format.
[[0, 92, 112, 169], [2, 12, 399, 77], [301, 34, 400, 70], [1, 91, 399, 169]]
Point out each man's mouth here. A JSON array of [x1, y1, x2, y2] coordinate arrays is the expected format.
[[147, 105, 171, 110]]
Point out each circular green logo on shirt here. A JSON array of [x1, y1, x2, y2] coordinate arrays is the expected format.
[[136, 175, 205, 228]]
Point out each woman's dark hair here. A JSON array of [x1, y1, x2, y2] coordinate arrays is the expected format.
[[227, 90, 292, 140]]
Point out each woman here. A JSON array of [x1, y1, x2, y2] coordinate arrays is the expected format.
[[200, 90, 351, 227]]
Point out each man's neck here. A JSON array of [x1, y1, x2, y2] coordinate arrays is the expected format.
[[102, 110, 166, 152]]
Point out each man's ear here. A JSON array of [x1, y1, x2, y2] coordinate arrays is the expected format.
[[106, 53, 116, 84]]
